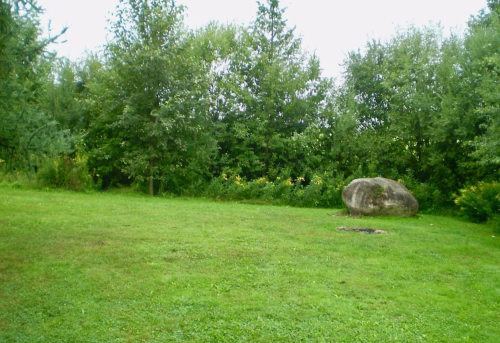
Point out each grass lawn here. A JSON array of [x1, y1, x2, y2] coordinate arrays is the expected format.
[[0, 186, 499, 342]]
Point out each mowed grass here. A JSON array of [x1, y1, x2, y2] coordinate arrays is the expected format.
[[0, 187, 499, 343]]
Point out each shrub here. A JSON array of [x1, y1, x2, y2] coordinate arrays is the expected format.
[[298, 175, 323, 207], [291, 174, 345, 208], [272, 177, 294, 203], [0, 170, 32, 188], [405, 182, 438, 211], [319, 175, 346, 208], [203, 172, 346, 208], [204, 175, 227, 199], [455, 182, 500, 223], [36, 153, 94, 192], [247, 177, 274, 200], [400, 173, 453, 211], [204, 173, 249, 200]]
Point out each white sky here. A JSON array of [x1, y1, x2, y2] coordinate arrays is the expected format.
[[38, 0, 487, 80]]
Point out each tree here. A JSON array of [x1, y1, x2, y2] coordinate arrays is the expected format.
[[340, 24, 491, 205], [86, 0, 216, 195], [0, 0, 70, 173], [467, 0, 500, 170], [40, 58, 90, 133], [218, 0, 331, 180]]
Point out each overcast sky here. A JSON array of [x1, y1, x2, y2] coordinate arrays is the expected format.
[[38, 0, 487, 79]]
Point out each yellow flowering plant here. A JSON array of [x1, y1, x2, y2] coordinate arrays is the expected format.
[[455, 182, 500, 223]]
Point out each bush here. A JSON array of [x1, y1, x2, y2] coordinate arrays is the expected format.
[[405, 182, 438, 211], [203, 173, 250, 200], [0, 170, 32, 188], [400, 173, 454, 211], [36, 153, 94, 192], [204, 175, 227, 199], [455, 182, 500, 223], [203, 172, 346, 208]]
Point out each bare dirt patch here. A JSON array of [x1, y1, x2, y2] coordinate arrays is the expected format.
[[336, 226, 389, 234]]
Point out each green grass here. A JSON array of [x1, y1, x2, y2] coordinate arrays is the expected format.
[[0, 186, 499, 342]]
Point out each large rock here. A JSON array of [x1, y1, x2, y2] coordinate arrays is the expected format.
[[342, 178, 418, 216]]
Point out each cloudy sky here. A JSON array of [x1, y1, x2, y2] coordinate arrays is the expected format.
[[38, 0, 487, 79]]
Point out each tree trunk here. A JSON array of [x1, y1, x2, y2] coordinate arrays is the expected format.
[[262, 140, 269, 178], [149, 159, 154, 196]]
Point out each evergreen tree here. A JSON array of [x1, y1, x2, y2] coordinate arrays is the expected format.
[[0, 0, 69, 173], [219, 0, 330, 180]]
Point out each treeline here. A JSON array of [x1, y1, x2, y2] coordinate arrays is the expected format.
[[1, 0, 499, 215]]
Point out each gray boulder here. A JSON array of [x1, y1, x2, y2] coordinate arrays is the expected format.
[[342, 178, 418, 216]]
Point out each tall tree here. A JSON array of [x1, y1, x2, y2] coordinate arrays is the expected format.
[[341, 24, 489, 204], [467, 0, 500, 170], [0, 0, 69, 173], [86, 0, 216, 195], [219, 0, 330, 180]]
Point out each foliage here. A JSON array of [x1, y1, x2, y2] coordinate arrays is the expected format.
[[215, 0, 331, 180], [85, 0, 217, 195], [40, 58, 89, 133], [203, 173, 346, 208], [455, 182, 500, 223], [35, 152, 94, 191], [340, 23, 494, 208], [0, 0, 71, 173], [467, 2, 500, 169]]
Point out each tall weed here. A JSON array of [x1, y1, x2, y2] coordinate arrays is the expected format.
[[36, 153, 94, 191]]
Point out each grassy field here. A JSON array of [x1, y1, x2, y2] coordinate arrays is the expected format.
[[0, 185, 499, 342]]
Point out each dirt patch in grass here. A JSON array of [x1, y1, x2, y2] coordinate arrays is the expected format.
[[87, 240, 108, 247], [336, 226, 389, 234], [330, 212, 364, 218]]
